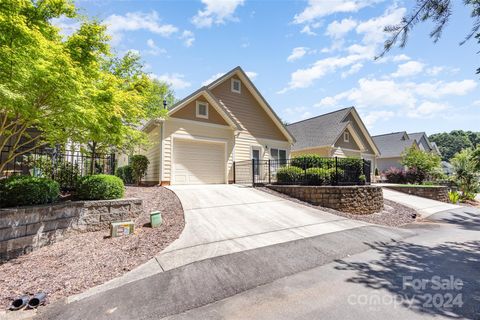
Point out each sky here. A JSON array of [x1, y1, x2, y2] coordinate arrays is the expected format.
[[55, 0, 480, 136]]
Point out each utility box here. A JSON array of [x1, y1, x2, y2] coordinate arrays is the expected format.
[[150, 211, 162, 228], [110, 221, 135, 237]]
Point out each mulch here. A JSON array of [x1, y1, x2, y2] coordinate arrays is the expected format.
[[258, 187, 418, 227], [0, 186, 184, 309]]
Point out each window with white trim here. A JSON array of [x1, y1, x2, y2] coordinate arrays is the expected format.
[[270, 148, 287, 165], [196, 101, 208, 119], [343, 131, 350, 142], [231, 79, 241, 93]]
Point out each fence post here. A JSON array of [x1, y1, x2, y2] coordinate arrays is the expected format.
[[268, 159, 271, 184], [252, 159, 256, 186], [233, 161, 236, 184], [110, 153, 116, 175], [335, 157, 338, 186]]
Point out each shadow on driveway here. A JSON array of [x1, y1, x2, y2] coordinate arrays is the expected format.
[[439, 210, 480, 231], [335, 240, 480, 319]]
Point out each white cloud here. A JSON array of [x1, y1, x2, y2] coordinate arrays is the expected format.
[[474, 100, 480, 106], [355, 6, 406, 47], [413, 80, 478, 98], [316, 96, 340, 108], [325, 18, 357, 39], [146, 39, 167, 56], [408, 101, 449, 118], [104, 11, 178, 45], [341, 63, 363, 78], [152, 73, 191, 90], [294, 0, 379, 24], [391, 61, 425, 77], [181, 30, 195, 47], [283, 106, 313, 123], [192, 0, 244, 28], [287, 47, 309, 62], [362, 110, 395, 127], [245, 71, 258, 80], [51, 16, 80, 37], [300, 25, 317, 36], [392, 54, 410, 62], [426, 66, 444, 76], [202, 70, 257, 86]]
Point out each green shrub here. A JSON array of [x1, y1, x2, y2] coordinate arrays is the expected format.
[[291, 155, 334, 169], [276, 166, 303, 183], [0, 175, 59, 208], [448, 191, 460, 204], [55, 162, 80, 190], [115, 165, 134, 184], [304, 167, 336, 185], [130, 155, 150, 185], [77, 174, 125, 200], [375, 168, 379, 176]]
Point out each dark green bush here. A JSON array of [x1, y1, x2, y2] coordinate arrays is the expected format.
[[77, 174, 125, 200], [55, 162, 80, 190], [291, 155, 334, 169], [130, 155, 150, 185], [276, 166, 303, 183], [115, 165, 134, 184], [0, 175, 59, 208], [304, 167, 335, 185]]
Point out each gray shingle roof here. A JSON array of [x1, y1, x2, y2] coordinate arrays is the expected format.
[[372, 132, 416, 158], [408, 132, 433, 151], [287, 108, 352, 151]]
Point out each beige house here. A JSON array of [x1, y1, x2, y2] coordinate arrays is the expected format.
[[286, 107, 380, 171], [128, 66, 294, 185]]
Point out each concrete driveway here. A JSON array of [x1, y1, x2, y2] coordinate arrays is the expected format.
[[160, 184, 367, 270]]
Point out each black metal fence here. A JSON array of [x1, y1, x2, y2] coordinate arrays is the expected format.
[[234, 157, 371, 186], [1, 145, 116, 190]]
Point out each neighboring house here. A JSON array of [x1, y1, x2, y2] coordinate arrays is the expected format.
[[286, 107, 380, 172], [128, 66, 294, 185], [373, 131, 441, 173]]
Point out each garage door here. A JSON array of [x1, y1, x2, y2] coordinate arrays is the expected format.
[[173, 139, 226, 184]]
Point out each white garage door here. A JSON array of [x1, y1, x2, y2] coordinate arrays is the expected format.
[[173, 139, 226, 184]]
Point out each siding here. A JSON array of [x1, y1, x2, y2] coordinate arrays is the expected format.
[[170, 97, 229, 126], [141, 126, 161, 183], [334, 128, 360, 150], [291, 147, 331, 157], [162, 120, 234, 182], [210, 76, 286, 141], [343, 113, 376, 155]]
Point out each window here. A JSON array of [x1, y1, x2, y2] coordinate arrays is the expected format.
[[196, 101, 208, 119], [343, 131, 350, 142], [231, 79, 241, 93], [270, 148, 287, 165]]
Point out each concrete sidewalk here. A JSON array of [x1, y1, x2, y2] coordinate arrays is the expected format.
[[69, 184, 368, 303], [382, 188, 461, 218]]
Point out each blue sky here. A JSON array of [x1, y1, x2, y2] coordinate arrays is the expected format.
[[56, 0, 479, 136]]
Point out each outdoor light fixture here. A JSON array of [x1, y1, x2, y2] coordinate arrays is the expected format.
[[163, 99, 167, 109]]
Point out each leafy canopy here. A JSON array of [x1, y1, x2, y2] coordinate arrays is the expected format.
[[429, 130, 480, 161], [401, 146, 442, 177], [450, 148, 479, 200]]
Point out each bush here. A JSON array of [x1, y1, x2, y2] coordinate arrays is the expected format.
[[405, 167, 426, 184], [375, 168, 379, 176], [0, 175, 59, 208], [115, 165, 134, 184], [401, 146, 441, 182], [130, 155, 150, 185], [55, 162, 80, 190], [304, 167, 336, 185], [276, 166, 303, 183], [77, 174, 125, 200], [291, 155, 334, 169], [385, 167, 406, 183]]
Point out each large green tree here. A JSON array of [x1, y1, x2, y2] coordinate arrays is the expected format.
[[429, 130, 480, 161], [378, 0, 480, 74], [0, 0, 172, 173]]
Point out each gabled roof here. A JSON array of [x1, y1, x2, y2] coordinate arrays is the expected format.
[[372, 131, 417, 158], [408, 132, 433, 150], [287, 107, 380, 155]]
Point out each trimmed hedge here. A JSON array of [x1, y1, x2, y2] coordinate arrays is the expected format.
[[291, 155, 334, 169], [0, 175, 60, 208], [77, 174, 125, 200], [115, 165, 134, 184], [305, 167, 335, 185], [276, 166, 303, 183]]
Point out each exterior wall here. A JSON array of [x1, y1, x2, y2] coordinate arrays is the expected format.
[[334, 128, 360, 150], [171, 97, 229, 126], [141, 126, 161, 184], [291, 147, 331, 157], [332, 147, 361, 158], [268, 185, 383, 214], [384, 186, 449, 203], [162, 119, 235, 183], [343, 113, 376, 155], [116, 154, 129, 168], [210, 75, 287, 141], [0, 199, 142, 261], [377, 157, 403, 172]]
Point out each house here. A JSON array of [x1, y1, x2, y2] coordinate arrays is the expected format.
[[286, 107, 380, 171], [372, 131, 441, 173], [130, 66, 294, 185]]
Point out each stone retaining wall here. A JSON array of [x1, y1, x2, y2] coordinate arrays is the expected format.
[[384, 185, 449, 202], [268, 185, 383, 214], [0, 198, 142, 261]]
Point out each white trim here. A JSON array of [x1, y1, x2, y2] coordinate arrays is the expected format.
[[160, 122, 165, 183], [344, 108, 381, 156], [231, 78, 241, 93], [343, 131, 350, 142], [168, 117, 232, 130], [171, 134, 228, 184], [195, 101, 209, 119]]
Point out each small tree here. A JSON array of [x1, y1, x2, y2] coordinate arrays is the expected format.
[[130, 155, 149, 186], [401, 147, 441, 183], [450, 149, 479, 201]]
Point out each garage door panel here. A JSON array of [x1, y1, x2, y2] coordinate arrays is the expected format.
[[173, 139, 225, 185]]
